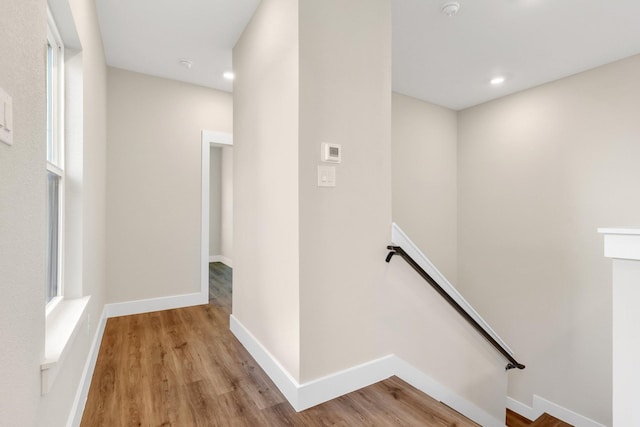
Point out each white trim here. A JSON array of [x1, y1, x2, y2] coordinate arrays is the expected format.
[[506, 396, 537, 421], [391, 222, 514, 356], [201, 130, 233, 307], [202, 140, 210, 302], [202, 130, 233, 147], [105, 292, 206, 318], [66, 306, 107, 427], [230, 315, 301, 408], [507, 396, 606, 427], [600, 232, 640, 261], [46, 7, 67, 308], [209, 255, 233, 268], [395, 358, 505, 427], [230, 314, 395, 411], [598, 227, 640, 236], [297, 355, 396, 411], [45, 295, 63, 317], [47, 7, 65, 170], [230, 314, 503, 425], [47, 0, 82, 50], [41, 296, 91, 394], [47, 161, 64, 177]]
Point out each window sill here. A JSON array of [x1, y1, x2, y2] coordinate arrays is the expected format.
[[41, 296, 90, 395]]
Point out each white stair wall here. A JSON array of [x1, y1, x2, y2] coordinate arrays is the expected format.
[[378, 223, 510, 423]]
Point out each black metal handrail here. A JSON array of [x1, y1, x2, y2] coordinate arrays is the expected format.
[[386, 245, 525, 371]]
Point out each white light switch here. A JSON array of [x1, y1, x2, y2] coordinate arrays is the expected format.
[[318, 166, 336, 187], [0, 87, 13, 146]]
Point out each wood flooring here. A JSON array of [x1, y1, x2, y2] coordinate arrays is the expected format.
[[505, 409, 573, 427], [80, 262, 480, 426], [506, 409, 533, 427]]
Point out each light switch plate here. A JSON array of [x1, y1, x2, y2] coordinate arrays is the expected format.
[[0, 87, 13, 146], [318, 166, 336, 187]]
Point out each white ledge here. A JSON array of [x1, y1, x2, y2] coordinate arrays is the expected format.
[[598, 227, 640, 236], [41, 296, 90, 394], [598, 227, 640, 261]]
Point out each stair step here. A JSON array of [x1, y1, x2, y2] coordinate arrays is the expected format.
[[506, 409, 573, 427], [506, 409, 533, 427], [530, 413, 573, 427]]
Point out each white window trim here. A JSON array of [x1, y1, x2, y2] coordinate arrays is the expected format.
[[46, 8, 65, 310], [42, 5, 88, 396], [47, 9, 65, 168]]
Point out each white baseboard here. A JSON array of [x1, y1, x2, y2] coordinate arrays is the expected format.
[[105, 292, 207, 318], [230, 314, 301, 408], [66, 306, 107, 427], [230, 314, 502, 425], [230, 314, 395, 411], [297, 355, 396, 411], [395, 358, 505, 427], [209, 255, 233, 268], [506, 396, 537, 421], [507, 396, 606, 427]]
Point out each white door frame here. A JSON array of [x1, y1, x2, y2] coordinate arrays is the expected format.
[[201, 130, 233, 301]]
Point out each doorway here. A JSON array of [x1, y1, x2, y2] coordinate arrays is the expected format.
[[201, 131, 233, 303]]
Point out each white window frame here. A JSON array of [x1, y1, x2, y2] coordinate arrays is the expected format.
[[46, 9, 65, 314]]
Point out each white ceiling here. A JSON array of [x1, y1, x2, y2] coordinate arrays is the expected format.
[[96, 0, 640, 111], [394, 0, 640, 110], [95, 0, 260, 93]]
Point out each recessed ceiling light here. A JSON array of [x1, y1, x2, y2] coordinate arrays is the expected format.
[[441, 1, 460, 16], [179, 59, 193, 70], [223, 71, 235, 80], [490, 76, 505, 85]]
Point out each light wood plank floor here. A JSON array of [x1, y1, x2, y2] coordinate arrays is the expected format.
[[81, 263, 478, 426]]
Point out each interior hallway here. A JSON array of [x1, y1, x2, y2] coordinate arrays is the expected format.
[[80, 263, 477, 426]]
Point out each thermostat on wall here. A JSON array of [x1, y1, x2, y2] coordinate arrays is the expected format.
[[321, 142, 341, 163]]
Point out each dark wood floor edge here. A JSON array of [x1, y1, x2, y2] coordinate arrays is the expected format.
[[506, 407, 534, 424]]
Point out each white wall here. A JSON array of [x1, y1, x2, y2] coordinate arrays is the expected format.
[[107, 68, 232, 303], [0, 2, 47, 424], [232, 0, 301, 380], [220, 147, 233, 260], [209, 147, 222, 257], [297, 0, 392, 382], [392, 93, 458, 283], [380, 258, 508, 422], [457, 54, 640, 426], [71, 0, 108, 318], [233, 2, 510, 421], [209, 146, 233, 261], [0, 0, 108, 425]]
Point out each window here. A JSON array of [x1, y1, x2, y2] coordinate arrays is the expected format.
[[46, 12, 64, 307]]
